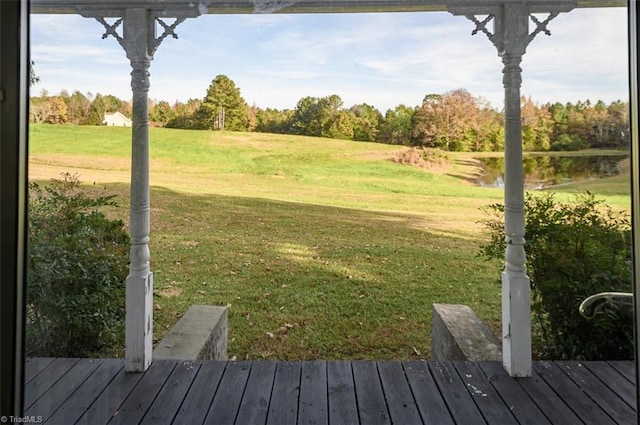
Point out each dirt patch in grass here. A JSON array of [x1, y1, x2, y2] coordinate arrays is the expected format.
[[30, 153, 129, 171], [356, 148, 404, 162], [157, 287, 183, 298]]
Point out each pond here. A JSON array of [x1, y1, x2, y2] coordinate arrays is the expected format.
[[476, 154, 628, 189]]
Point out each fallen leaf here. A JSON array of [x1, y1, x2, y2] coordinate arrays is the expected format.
[[412, 346, 421, 356]]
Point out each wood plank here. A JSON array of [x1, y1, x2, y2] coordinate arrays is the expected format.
[[555, 361, 636, 424], [235, 361, 277, 425], [453, 362, 518, 425], [74, 363, 144, 425], [43, 359, 123, 425], [298, 360, 328, 425], [266, 361, 301, 425], [327, 361, 359, 425], [26, 358, 103, 420], [403, 361, 453, 425], [428, 361, 485, 424], [608, 361, 635, 384], [25, 358, 55, 383], [22, 358, 635, 425], [533, 361, 616, 425], [25, 357, 79, 409], [477, 362, 551, 425], [204, 361, 251, 425], [352, 361, 391, 425], [583, 361, 636, 409], [377, 361, 422, 425], [139, 360, 201, 425], [516, 366, 583, 425], [172, 361, 226, 425], [108, 360, 177, 425]]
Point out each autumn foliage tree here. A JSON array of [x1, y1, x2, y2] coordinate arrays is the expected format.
[[30, 91, 68, 124], [521, 96, 553, 151], [411, 89, 484, 151], [166, 99, 203, 129]]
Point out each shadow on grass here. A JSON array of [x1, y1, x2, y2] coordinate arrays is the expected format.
[[445, 158, 486, 186], [84, 183, 503, 361]]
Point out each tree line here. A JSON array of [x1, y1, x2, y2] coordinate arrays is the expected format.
[[30, 74, 629, 152]]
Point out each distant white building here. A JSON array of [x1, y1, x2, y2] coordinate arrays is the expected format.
[[103, 111, 132, 127]]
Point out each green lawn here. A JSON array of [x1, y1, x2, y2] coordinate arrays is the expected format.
[[28, 124, 631, 360]]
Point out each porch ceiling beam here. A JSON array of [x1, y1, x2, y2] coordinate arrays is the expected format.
[[31, 0, 625, 15]]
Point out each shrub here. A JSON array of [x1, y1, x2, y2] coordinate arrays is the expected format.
[[392, 147, 452, 169], [27, 173, 129, 357], [479, 192, 632, 360]]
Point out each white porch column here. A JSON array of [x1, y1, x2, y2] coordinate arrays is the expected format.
[[499, 4, 532, 378], [123, 8, 154, 373], [83, 7, 195, 371], [450, 3, 573, 377]]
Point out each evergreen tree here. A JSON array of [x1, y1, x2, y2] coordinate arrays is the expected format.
[[198, 75, 247, 131]]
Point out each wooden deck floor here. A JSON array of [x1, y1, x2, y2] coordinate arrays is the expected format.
[[25, 358, 636, 424]]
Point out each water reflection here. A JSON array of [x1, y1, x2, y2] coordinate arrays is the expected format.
[[477, 155, 628, 189]]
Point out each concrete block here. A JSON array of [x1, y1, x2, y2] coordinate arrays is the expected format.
[[154, 305, 227, 361], [432, 303, 501, 361]]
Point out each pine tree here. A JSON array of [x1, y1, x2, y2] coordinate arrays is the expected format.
[[198, 75, 248, 131]]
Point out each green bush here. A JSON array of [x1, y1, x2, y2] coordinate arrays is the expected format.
[[27, 173, 129, 357], [550, 134, 587, 151], [479, 192, 632, 360]]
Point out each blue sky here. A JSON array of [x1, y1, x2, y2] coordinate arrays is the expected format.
[[31, 7, 628, 112]]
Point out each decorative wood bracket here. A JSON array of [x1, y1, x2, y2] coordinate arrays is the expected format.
[[93, 14, 189, 58], [449, 3, 574, 56], [467, 14, 496, 43], [96, 17, 123, 46], [152, 17, 187, 55], [463, 11, 560, 55]]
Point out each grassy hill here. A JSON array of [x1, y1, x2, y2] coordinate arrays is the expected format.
[[28, 124, 631, 360]]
